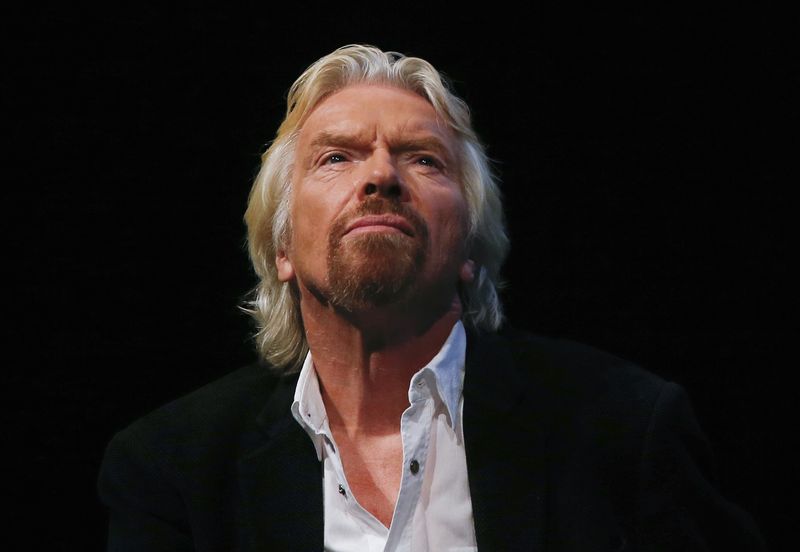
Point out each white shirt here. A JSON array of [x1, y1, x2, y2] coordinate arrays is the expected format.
[[291, 321, 478, 552]]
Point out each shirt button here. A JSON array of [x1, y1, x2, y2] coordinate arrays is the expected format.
[[409, 459, 419, 474], [338, 484, 346, 496]]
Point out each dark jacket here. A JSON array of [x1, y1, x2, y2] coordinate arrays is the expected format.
[[98, 328, 765, 550]]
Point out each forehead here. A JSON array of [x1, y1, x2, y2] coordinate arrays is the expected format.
[[298, 84, 452, 144]]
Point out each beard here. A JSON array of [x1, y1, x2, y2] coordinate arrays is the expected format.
[[325, 197, 429, 311]]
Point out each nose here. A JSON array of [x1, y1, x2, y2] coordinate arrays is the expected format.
[[355, 150, 408, 201]]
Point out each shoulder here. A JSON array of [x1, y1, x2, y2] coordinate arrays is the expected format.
[[130, 361, 280, 432], [97, 362, 299, 547], [105, 361, 293, 476], [466, 330, 766, 549], [466, 325, 672, 443], [476, 325, 666, 404]]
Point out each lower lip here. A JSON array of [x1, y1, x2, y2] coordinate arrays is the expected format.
[[345, 225, 408, 236]]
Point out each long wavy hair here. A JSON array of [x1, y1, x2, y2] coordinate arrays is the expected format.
[[244, 44, 509, 373]]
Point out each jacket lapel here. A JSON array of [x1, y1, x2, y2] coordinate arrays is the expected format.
[[463, 331, 548, 551], [237, 374, 324, 552]]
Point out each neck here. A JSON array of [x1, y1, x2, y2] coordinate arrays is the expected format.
[[299, 289, 462, 438]]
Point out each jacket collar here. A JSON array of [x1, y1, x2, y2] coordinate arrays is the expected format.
[[463, 328, 547, 551], [238, 372, 323, 552]]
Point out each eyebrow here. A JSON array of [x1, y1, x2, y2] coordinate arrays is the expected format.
[[391, 136, 453, 162], [308, 130, 370, 152]]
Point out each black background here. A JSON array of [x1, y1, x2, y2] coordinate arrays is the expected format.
[[8, 6, 792, 550]]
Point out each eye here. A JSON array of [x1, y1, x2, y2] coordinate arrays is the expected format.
[[416, 156, 441, 168], [323, 153, 348, 164]]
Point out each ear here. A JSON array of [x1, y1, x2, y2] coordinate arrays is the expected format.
[[459, 259, 476, 284], [275, 249, 295, 282]]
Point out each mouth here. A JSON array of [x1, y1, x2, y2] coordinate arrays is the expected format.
[[343, 215, 416, 237]]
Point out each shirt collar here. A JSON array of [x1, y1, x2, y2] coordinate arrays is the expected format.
[[409, 320, 466, 432], [291, 352, 329, 460], [291, 320, 468, 457]]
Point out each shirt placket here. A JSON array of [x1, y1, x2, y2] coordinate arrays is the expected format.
[[383, 373, 435, 552], [323, 434, 389, 552]]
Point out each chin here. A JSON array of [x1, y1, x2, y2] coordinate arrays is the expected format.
[[326, 233, 425, 311]]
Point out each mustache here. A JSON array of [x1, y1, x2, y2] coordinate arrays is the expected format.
[[330, 197, 428, 241]]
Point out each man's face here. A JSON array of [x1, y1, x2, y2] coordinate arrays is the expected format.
[[276, 84, 470, 313]]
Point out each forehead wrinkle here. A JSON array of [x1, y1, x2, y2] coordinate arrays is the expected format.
[[308, 128, 375, 151], [385, 118, 457, 164]]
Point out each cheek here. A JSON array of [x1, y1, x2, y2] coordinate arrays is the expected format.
[[293, 176, 352, 223], [443, 192, 470, 235], [430, 195, 470, 255], [291, 187, 329, 241], [288, 182, 351, 263]]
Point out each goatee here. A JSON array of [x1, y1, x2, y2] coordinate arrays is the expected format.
[[326, 198, 429, 311]]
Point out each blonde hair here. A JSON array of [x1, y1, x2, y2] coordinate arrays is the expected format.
[[244, 44, 509, 373]]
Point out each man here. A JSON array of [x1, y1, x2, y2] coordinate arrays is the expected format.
[[98, 44, 765, 551]]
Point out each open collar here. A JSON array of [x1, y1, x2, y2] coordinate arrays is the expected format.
[[239, 328, 548, 551]]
